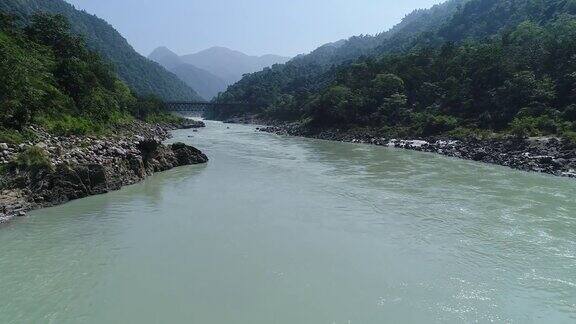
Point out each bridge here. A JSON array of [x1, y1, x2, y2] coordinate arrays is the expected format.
[[165, 101, 247, 116]]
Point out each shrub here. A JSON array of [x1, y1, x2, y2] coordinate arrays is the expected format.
[[560, 130, 576, 144], [10, 146, 53, 172], [144, 112, 184, 124], [413, 113, 458, 136], [508, 115, 559, 138], [0, 127, 37, 144], [509, 116, 539, 137], [36, 112, 132, 136], [37, 115, 98, 135]]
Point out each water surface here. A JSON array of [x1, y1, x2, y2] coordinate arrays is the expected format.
[[1, 120, 575, 323]]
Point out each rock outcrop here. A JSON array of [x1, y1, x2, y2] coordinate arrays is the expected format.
[[0, 121, 208, 223]]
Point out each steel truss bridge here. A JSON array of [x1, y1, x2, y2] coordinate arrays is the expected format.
[[165, 101, 247, 115]]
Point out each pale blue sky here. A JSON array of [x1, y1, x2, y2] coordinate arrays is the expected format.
[[66, 0, 443, 57]]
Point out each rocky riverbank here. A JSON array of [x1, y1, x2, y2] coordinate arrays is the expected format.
[[0, 119, 207, 224], [257, 123, 576, 178]]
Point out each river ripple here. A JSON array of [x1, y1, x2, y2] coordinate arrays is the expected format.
[[0, 120, 575, 323]]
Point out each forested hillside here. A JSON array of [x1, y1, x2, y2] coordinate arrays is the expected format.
[[215, 0, 576, 140], [291, 0, 465, 67], [0, 0, 202, 101], [214, 0, 467, 116], [0, 13, 174, 142]]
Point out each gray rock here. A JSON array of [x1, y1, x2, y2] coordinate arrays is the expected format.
[[171, 142, 209, 165]]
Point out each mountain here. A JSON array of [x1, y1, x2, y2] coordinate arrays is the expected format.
[[148, 46, 227, 100], [169, 65, 228, 101], [179, 46, 291, 85], [148, 46, 290, 100], [0, 0, 202, 101], [290, 0, 465, 68], [215, 0, 465, 114], [148, 46, 184, 70], [214, 0, 576, 141], [0, 13, 176, 138]]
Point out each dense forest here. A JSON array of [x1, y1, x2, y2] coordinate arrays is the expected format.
[[0, 13, 174, 143], [214, 0, 576, 140], [0, 0, 202, 101]]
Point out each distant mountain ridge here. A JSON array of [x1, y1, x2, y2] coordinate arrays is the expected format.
[[180, 46, 290, 85], [148, 46, 290, 99], [290, 0, 465, 68], [149, 46, 227, 100], [0, 0, 202, 101]]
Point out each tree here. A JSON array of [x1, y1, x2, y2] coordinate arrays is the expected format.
[[494, 71, 556, 125], [0, 13, 175, 137], [378, 93, 409, 125], [25, 14, 86, 59], [308, 85, 354, 125], [506, 21, 549, 70], [372, 73, 405, 102], [0, 13, 16, 32]]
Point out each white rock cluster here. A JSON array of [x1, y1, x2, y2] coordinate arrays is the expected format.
[[0, 121, 170, 168]]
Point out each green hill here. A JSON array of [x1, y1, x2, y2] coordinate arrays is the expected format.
[[0, 13, 177, 142], [0, 0, 202, 101], [290, 0, 465, 68], [214, 0, 466, 115], [215, 0, 576, 140]]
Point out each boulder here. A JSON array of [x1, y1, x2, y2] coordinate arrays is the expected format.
[[171, 142, 208, 165], [180, 120, 206, 129], [472, 150, 487, 161]]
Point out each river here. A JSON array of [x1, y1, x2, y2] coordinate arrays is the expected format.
[[1, 120, 575, 323]]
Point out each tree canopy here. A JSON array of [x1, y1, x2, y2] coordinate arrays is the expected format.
[[0, 13, 173, 142], [214, 0, 576, 141], [0, 0, 202, 101]]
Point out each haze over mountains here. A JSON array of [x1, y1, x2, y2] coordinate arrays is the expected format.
[[149, 46, 290, 100]]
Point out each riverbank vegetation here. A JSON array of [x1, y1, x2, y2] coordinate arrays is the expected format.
[[0, 13, 177, 144], [214, 0, 576, 141]]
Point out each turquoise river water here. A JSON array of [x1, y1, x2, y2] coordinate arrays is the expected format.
[[0, 120, 575, 323]]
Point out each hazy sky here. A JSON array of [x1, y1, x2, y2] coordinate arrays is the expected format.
[[66, 0, 443, 57]]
